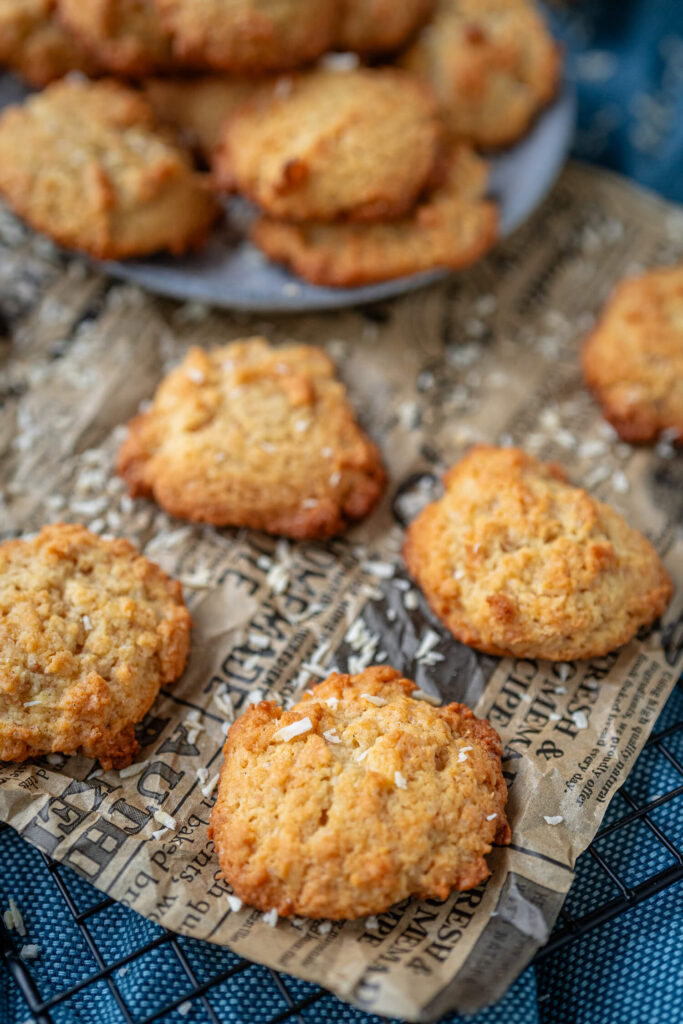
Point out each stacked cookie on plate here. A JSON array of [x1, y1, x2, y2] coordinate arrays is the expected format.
[[0, 0, 560, 283]]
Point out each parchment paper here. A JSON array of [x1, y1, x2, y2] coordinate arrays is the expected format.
[[0, 163, 681, 1021]]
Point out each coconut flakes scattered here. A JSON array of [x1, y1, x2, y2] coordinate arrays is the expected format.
[[572, 710, 588, 730], [394, 771, 408, 790], [178, 1001, 192, 1016], [362, 560, 395, 579], [415, 629, 441, 661], [201, 774, 220, 799], [555, 685, 567, 695], [361, 693, 387, 707], [119, 760, 149, 779], [318, 921, 332, 935], [323, 729, 341, 745], [19, 944, 40, 961], [82, 614, 92, 631], [612, 469, 629, 494], [196, 767, 209, 786], [262, 908, 279, 927], [325, 696, 339, 709], [23, 700, 41, 707], [544, 815, 564, 826], [154, 810, 177, 831], [403, 590, 419, 610], [412, 689, 441, 706], [9, 899, 25, 936], [355, 748, 371, 763], [486, 813, 498, 821], [227, 894, 243, 913], [248, 632, 270, 650], [274, 717, 313, 742], [457, 746, 473, 763], [329, 471, 342, 486], [365, 916, 380, 931], [152, 828, 169, 841]]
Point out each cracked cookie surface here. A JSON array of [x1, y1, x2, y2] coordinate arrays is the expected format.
[[210, 666, 510, 919]]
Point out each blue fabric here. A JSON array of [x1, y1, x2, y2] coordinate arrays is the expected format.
[[3, 6, 683, 1023]]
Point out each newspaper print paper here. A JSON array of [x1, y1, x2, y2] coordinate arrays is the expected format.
[[0, 163, 682, 1021]]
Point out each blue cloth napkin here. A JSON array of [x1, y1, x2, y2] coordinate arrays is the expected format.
[[3, 5, 683, 1022]]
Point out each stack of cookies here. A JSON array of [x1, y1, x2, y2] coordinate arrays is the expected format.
[[0, 0, 561, 284]]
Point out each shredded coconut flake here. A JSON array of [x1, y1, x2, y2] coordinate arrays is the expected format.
[[362, 560, 395, 579], [201, 773, 220, 798], [365, 916, 380, 931], [262, 908, 279, 927], [227, 894, 243, 913], [394, 771, 408, 789], [154, 810, 176, 830], [355, 748, 371, 763], [412, 689, 441, 706], [274, 717, 313, 742], [19, 944, 40, 961], [325, 697, 339, 709], [415, 629, 441, 661], [318, 920, 332, 935], [82, 614, 92, 631], [486, 813, 498, 821], [572, 710, 588, 730], [178, 1001, 192, 1016], [119, 760, 148, 779], [544, 815, 564, 826], [323, 729, 341, 745], [9, 899, 25, 937], [361, 693, 387, 707]]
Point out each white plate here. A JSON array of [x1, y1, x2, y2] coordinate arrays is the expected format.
[[0, 73, 575, 313]]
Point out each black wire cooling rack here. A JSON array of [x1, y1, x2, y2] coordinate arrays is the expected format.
[[2, 688, 683, 1024]]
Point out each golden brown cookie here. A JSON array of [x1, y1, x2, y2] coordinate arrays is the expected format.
[[403, 446, 673, 662], [0, 0, 97, 86], [152, 0, 339, 74], [56, 0, 174, 76], [116, 338, 386, 539], [209, 666, 510, 919], [0, 524, 191, 769], [0, 78, 217, 260], [402, 0, 561, 149], [582, 266, 683, 445], [251, 144, 497, 287], [144, 75, 260, 160], [336, 0, 433, 55], [213, 68, 442, 222]]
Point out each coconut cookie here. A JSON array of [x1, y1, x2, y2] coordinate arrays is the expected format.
[[116, 338, 386, 539], [582, 266, 683, 445], [251, 144, 497, 287], [213, 68, 441, 222], [403, 446, 673, 662], [402, 0, 560, 149], [0, 79, 217, 260], [57, 0, 174, 76], [335, 0, 433, 55], [0, 524, 191, 769], [209, 666, 510, 919], [144, 75, 260, 160], [152, 0, 338, 74], [0, 0, 97, 86]]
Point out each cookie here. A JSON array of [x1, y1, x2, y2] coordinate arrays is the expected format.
[[582, 266, 683, 445], [0, 524, 191, 769], [402, 0, 560, 149], [144, 75, 259, 160], [336, 0, 433, 55], [116, 338, 386, 539], [209, 666, 510, 919], [213, 68, 441, 222], [0, 78, 217, 260], [251, 144, 497, 286], [403, 446, 673, 662], [152, 0, 338, 74], [0, 0, 96, 86], [57, 0, 174, 76]]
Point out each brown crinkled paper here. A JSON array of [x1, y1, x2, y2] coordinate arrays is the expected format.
[[0, 163, 682, 1022]]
